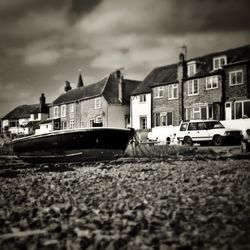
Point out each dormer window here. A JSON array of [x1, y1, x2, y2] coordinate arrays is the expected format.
[[187, 61, 196, 77], [213, 56, 227, 70]]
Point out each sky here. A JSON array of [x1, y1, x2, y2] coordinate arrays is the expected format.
[[0, 0, 250, 118]]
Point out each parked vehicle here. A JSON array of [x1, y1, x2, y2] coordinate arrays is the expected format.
[[147, 126, 179, 145], [177, 120, 242, 146]]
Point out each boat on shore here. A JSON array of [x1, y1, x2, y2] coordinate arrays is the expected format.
[[12, 127, 135, 164]]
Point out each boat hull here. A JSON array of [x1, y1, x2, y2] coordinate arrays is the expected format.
[[12, 127, 134, 163]]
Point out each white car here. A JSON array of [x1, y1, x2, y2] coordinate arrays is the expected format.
[[177, 120, 242, 146]]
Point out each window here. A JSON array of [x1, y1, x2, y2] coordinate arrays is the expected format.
[[95, 97, 101, 109], [139, 94, 146, 103], [62, 121, 67, 130], [96, 116, 102, 123], [193, 107, 200, 120], [168, 84, 178, 99], [188, 79, 199, 96], [154, 112, 173, 126], [229, 70, 243, 86], [70, 103, 74, 113], [61, 105, 66, 117], [54, 106, 59, 118], [69, 119, 75, 129], [213, 56, 227, 70], [155, 87, 164, 98], [125, 115, 130, 127], [235, 100, 250, 119], [187, 61, 196, 77], [185, 106, 212, 120], [206, 76, 219, 89], [140, 116, 147, 129]]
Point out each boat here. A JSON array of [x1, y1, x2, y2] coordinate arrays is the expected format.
[[12, 127, 135, 164]]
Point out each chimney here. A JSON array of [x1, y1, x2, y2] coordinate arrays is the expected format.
[[116, 70, 123, 103], [65, 81, 72, 92], [77, 72, 84, 88], [39, 93, 47, 113], [178, 50, 186, 122]]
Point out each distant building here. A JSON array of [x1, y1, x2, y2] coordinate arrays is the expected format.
[[50, 70, 140, 130], [131, 44, 250, 130], [1, 94, 49, 135]]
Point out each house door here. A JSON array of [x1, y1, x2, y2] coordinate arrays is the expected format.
[[225, 102, 232, 120]]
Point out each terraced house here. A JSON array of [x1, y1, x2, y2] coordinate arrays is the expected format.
[[131, 44, 250, 130], [51, 70, 140, 130]]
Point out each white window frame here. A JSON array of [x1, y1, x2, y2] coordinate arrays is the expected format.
[[54, 106, 59, 118], [70, 103, 74, 113], [187, 61, 196, 77], [168, 84, 178, 100], [206, 75, 219, 90], [229, 70, 243, 86], [234, 100, 250, 119], [188, 79, 199, 96], [95, 116, 102, 123], [139, 94, 146, 103], [155, 86, 164, 99], [193, 107, 201, 120], [61, 105, 66, 118], [213, 56, 227, 70], [95, 97, 101, 109]]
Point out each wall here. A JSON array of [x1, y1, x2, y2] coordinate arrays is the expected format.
[[131, 93, 151, 130], [79, 97, 108, 127], [107, 105, 129, 128], [152, 84, 180, 126], [224, 64, 249, 100], [183, 75, 222, 107]]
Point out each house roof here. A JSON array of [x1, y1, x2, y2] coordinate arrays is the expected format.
[[185, 44, 250, 79], [53, 73, 140, 105], [1, 104, 39, 120], [131, 44, 250, 95], [131, 64, 178, 95]]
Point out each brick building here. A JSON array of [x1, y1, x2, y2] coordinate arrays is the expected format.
[[131, 44, 250, 130], [51, 70, 140, 130]]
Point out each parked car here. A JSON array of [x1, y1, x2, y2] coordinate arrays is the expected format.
[[177, 120, 243, 146]]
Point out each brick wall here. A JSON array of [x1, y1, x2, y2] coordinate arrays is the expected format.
[[224, 64, 249, 99], [152, 85, 180, 126], [183, 75, 222, 107]]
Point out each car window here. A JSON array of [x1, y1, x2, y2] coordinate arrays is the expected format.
[[197, 122, 206, 130], [188, 122, 197, 131], [180, 123, 188, 131], [205, 121, 224, 129]]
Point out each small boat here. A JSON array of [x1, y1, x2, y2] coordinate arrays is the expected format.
[[12, 127, 135, 164]]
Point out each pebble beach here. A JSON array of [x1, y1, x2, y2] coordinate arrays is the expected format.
[[0, 148, 250, 250]]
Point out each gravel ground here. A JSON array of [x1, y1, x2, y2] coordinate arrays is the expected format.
[[0, 157, 250, 250]]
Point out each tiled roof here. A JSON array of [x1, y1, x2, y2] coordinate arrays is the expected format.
[[131, 44, 250, 95], [131, 64, 178, 95], [53, 77, 108, 105], [1, 104, 39, 120], [53, 74, 140, 106], [185, 44, 250, 79]]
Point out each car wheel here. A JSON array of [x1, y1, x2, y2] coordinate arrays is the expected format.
[[183, 136, 193, 146], [213, 135, 223, 146]]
